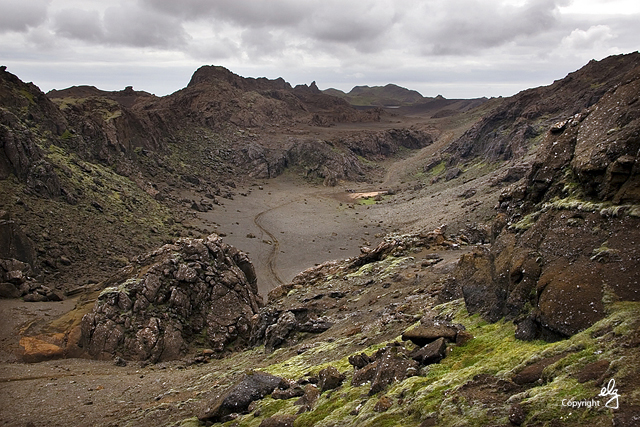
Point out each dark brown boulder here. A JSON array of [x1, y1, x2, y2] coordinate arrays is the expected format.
[[402, 325, 458, 347], [349, 352, 374, 369], [369, 347, 419, 395], [352, 362, 379, 387], [410, 337, 447, 365], [509, 402, 526, 426], [264, 311, 297, 353], [350, 345, 419, 395], [294, 384, 320, 413], [198, 371, 286, 422], [271, 385, 304, 400], [0, 211, 38, 280], [0, 282, 20, 298], [512, 354, 567, 385], [318, 366, 345, 392]]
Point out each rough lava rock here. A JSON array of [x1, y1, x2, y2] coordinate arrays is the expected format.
[[350, 344, 420, 395], [318, 366, 346, 392], [80, 234, 262, 362], [198, 371, 286, 422]]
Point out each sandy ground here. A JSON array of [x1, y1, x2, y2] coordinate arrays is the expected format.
[[183, 175, 395, 295]]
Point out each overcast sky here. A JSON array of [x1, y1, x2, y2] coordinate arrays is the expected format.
[[1, 0, 638, 99]]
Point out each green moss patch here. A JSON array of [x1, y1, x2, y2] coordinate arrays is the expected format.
[[181, 296, 640, 427]]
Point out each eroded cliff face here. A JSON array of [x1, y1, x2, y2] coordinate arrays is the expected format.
[[237, 128, 434, 184], [445, 52, 640, 165], [447, 59, 640, 339], [1, 64, 397, 292]]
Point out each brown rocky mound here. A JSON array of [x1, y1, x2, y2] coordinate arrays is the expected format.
[[80, 234, 262, 362]]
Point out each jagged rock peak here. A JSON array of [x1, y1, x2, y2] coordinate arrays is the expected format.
[[293, 81, 321, 93], [188, 65, 292, 91]]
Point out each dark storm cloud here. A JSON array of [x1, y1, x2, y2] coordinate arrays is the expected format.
[[0, 0, 51, 33], [141, 0, 400, 56], [18, 0, 610, 60], [240, 27, 287, 57], [1, 0, 639, 98], [302, 1, 401, 53], [52, 8, 104, 42], [137, 0, 578, 59], [101, 4, 188, 48]]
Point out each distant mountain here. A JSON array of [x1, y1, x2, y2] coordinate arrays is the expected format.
[[324, 83, 427, 107], [47, 85, 155, 108]]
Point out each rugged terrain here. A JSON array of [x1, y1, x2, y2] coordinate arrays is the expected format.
[[1, 53, 640, 427]]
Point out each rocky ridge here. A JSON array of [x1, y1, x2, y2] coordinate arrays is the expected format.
[[2, 64, 425, 293], [446, 52, 640, 165]]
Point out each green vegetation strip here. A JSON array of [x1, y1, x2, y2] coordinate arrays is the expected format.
[[196, 299, 640, 426]]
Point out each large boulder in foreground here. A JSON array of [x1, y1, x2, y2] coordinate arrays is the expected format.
[[198, 371, 286, 422], [80, 234, 262, 362]]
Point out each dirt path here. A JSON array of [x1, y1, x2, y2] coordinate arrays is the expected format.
[[253, 207, 285, 286]]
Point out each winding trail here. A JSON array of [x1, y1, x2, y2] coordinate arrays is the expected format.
[[253, 207, 284, 286], [251, 194, 314, 287]]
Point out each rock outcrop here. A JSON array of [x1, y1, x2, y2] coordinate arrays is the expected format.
[[80, 235, 262, 362], [350, 344, 420, 395], [0, 68, 65, 197], [236, 128, 433, 184], [445, 57, 640, 339], [249, 307, 333, 353]]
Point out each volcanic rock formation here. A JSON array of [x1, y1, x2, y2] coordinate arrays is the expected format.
[[80, 235, 261, 362]]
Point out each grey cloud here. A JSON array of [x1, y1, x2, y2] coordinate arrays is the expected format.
[[2, 0, 638, 100], [240, 28, 288, 58], [102, 5, 188, 48], [0, 0, 50, 33], [303, 1, 399, 50], [142, 0, 401, 54], [51, 2, 189, 49], [139, 0, 574, 60], [408, 0, 569, 55], [142, 0, 307, 27], [53, 8, 104, 42]]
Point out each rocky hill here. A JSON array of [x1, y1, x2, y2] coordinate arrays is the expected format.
[[2, 54, 640, 427], [325, 84, 488, 118], [324, 83, 426, 106], [446, 52, 640, 164]]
